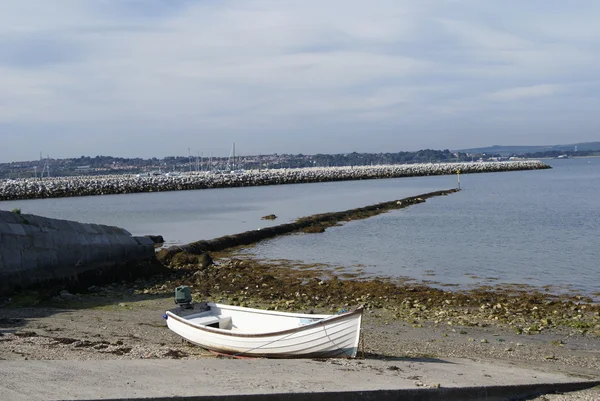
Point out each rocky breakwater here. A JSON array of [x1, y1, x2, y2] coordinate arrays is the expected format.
[[0, 210, 164, 295], [0, 160, 550, 201], [157, 189, 459, 265]]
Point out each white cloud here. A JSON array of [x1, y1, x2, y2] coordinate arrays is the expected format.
[[1, 0, 600, 160], [487, 84, 564, 101]]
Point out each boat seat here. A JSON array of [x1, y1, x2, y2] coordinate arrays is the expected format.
[[192, 315, 221, 326]]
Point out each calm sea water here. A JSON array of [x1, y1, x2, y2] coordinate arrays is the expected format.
[[242, 158, 600, 298], [2, 158, 598, 298], [0, 174, 449, 246]]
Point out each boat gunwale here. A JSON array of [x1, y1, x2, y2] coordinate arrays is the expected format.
[[165, 306, 363, 338], [206, 302, 335, 320]]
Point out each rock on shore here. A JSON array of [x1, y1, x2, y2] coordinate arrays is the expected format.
[[0, 160, 550, 201]]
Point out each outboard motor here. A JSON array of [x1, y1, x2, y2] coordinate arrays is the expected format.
[[174, 285, 193, 309]]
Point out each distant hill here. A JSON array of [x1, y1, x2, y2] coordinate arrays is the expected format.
[[456, 142, 600, 156]]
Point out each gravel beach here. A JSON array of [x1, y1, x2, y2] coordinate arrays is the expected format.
[[1, 255, 598, 400], [1, 188, 598, 400]]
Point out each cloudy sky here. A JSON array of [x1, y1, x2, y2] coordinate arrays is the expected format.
[[1, 0, 599, 161]]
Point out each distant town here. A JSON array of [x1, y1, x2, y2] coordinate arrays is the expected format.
[[1, 143, 599, 180]]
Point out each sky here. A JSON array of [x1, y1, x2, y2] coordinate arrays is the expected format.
[[1, 0, 600, 162]]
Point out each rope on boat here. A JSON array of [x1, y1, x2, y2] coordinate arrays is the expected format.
[[173, 306, 363, 359], [227, 328, 304, 358], [226, 317, 356, 359], [322, 320, 354, 359]]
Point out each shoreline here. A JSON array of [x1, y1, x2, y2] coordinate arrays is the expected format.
[[154, 186, 598, 304], [2, 182, 598, 399], [3, 186, 597, 342], [1, 254, 599, 400], [0, 160, 550, 201], [3, 246, 598, 359]]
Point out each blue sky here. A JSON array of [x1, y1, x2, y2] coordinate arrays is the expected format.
[[1, 0, 599, 161]]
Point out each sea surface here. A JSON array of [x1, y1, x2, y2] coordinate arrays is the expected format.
[[2, 158, 598, 298], [0, 176, 451, 246], [242, 158, 600, 299]]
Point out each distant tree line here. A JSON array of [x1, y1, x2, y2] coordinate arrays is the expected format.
[[309, 149, 464, 167], [521, 150, 597, 158], [9, 147, 599, 179], [0, 149, 472, 179]]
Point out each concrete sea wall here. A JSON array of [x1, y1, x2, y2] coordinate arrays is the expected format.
[[0, 160, 550, 201], [0, 211, 158, 295]]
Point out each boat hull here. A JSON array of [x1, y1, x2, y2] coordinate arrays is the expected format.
[[165, 303, 363, 358]]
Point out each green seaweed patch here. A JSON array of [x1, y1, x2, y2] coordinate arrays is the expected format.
[[302, 225, 327, 233], [170, 253, 203, 266], [10, 208, 30, 224], [7, 290, 43, 307], [170, 252, 213, 269], [151, 252, 600, 338]]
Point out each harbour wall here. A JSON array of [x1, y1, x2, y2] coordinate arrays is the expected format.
[[0, 161, 550, 201], [0, 211, 159, 295]]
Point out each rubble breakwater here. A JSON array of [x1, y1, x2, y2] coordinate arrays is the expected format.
[[0, 160, 550, 201], [157, 189, 459, 265]]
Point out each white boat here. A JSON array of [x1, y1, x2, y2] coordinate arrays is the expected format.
[[164, 171, 182, 177], [164, 302, 363, 358]]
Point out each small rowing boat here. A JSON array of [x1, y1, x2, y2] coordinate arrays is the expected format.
[[164, 295, 363, 358]]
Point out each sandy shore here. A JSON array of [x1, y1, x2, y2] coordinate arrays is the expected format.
[[2, 295, 599, 373], [1, 300, 599, 400]]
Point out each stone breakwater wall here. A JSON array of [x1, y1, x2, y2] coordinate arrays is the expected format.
[[0, 211, 158, 295], [0, 160, 550, 201]]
